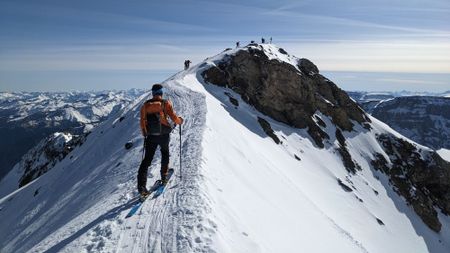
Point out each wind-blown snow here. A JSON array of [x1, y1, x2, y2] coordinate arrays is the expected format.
[[437, 149, 450, 162], [0, 45, 448, 253]]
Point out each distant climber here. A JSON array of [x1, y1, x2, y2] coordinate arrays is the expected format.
[[261, 37, 265, 43], [184, 60, 191, 70], [236, 41, 240, 48], [137, 84, 183, 197], [270, 37, 272, 43]]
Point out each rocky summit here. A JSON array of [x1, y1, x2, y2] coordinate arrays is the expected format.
[[202, 43, 450, 232], [202, 44, 371, 149]]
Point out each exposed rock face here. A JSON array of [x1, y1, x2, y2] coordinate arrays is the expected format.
[[202, 44, 370, 149], [257, 117, 280, 144], [202, 44, 450, 232], [374, 134, 450, 232], [18, 132, 87, 188]]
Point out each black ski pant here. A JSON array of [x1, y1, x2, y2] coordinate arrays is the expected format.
[[137, 134, 170, 191]]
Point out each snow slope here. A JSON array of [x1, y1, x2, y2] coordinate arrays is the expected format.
[[0, 85, 211, 252], [1, 44, 449, 252], [437, 149, 450, 162]]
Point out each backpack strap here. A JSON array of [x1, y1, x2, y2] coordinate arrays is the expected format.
[[161, 99, 167, 119]]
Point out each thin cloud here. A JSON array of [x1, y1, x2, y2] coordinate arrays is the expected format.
[[375, 78, 447, 85], [1, 1, 215, 33], [262, 9, 450, 35]]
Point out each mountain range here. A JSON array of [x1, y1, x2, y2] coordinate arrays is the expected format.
[[349, 91, 450, 150], [0, 90, 142, 180], [0, 44, 449, 253]]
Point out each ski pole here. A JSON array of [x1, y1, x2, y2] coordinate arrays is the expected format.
[[142, 136, 146, 161], [179, 124, 182, 181]]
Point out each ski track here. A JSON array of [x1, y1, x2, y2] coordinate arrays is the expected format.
[[115, 82, 212, 253], [0, 81, 212, 253]]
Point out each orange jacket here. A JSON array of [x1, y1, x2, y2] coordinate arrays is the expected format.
[[140, 96, 182, 136]]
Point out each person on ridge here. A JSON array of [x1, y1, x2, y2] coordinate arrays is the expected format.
[[184, 60, 191, 70], [137, 84, 183, 196]]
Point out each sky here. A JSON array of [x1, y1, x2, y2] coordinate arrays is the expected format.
[[0, 0, 449, 92]]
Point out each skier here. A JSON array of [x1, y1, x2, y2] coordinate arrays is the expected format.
[[137, 84, 183, 196], [184, 60, 191, 70]]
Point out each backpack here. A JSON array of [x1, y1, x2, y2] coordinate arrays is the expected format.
[[145, 99, 172, 135]]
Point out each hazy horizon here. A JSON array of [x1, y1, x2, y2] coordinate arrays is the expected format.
[[1, 0, 449, 92], [1, 70, 449, 93]]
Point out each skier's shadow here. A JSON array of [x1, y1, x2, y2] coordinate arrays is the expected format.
[[42, 199, 138, 253]]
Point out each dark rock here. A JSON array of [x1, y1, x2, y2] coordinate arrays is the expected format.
[[294, 154, 301, 161], [18, 133, 87, 188], [335, 129, 346, 147], [34, 188, 39, 197], [125, 142, 133, 150], [202, 46, 369, 148], [119, 116, 125, 122], [314, 115, 326, 128], [337, 178, 353, 192], [376, 217, 385, 225], [224, 92, 239, 107], [371, 153, 389, 174], [356, 195, 364, 202], [335, 129, 358, 173], [307, 126, 329, 148], [298, 58, 319, 74], [278, 48, 288, 55], [257, 117, 280, 144], [201, 66, 228, 87], [375, 133, 450, 232]]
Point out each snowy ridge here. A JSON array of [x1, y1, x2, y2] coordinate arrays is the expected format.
[[1, 45, 449, 252], [0, 82, 213, 252], [178, 51, 450, 252]]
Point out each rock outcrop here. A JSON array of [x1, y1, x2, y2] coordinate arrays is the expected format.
[[374, 134, 450, 232], [18, 132, 87, 188], [202, 44, 450, 232], [202, 44, 370, 150]]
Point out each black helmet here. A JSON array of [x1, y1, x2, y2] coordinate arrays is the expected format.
[[151, 84, 163, 96]]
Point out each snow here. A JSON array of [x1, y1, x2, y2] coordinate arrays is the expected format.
[[0, 44, 448, 253], [0, 132, 73, 199], [437, 149, 450, 162]]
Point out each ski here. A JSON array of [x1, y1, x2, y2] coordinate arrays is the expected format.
[[152, 168, 174, 199], [125, 179, 161, 218]]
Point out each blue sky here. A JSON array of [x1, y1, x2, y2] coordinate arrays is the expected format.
[[0, 0, 449, 92]]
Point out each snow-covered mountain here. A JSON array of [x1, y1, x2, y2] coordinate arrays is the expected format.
[[0, 44, 449, 253], [348, 92, 450, 150], [0, 132, 87, 199], [370, 96, 450, 150], [0, 90, 141, 180]]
